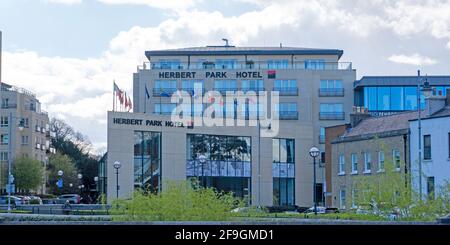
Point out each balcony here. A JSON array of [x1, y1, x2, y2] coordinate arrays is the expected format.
[[318, 88, 344, 97], [153, 88, 177, 97], [214, 88, 238, 95], [1, 104, 17, 109], [272, 87, 298, 96], [279, 111, 299, 120], [319, 112, 345, 120], [138, 61, 353, 71]]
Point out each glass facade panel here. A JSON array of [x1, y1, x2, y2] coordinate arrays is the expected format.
[[134, 131, 161, 193], [390, 87, 404, 110], [186, 134, 251, 200], [272, 138, 295, 206], [377, 87, 390, 111]]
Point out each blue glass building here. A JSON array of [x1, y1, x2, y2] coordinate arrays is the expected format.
[[354, 76, 450, 116]]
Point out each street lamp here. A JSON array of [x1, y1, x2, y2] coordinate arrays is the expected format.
[[417, 70, 432, 200], [309, 146, 320, 215], [113, 161, 121, 199], [7, 113, 24, 212], [77, 173, 82, 195], [57, 170, 63, 194]]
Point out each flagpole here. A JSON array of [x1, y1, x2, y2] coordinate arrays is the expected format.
[[113, 81, 115, 112]]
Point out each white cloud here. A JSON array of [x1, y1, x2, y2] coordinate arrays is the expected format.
[[45, 0, 82, 5], [447, 41, 450, 50], [96, 0, 199, 10], [388, 53, 437, 66]]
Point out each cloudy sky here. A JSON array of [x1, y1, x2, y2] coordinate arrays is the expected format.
[[1, 0, 450, 153]]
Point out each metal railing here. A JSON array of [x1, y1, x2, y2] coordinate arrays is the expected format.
[[272, 87, 298, 96], [1, 104, 17, 109], [279, 111, 299, 120], [152, 88, 177, 96], [138, 61, 353, 71], [319, 112, 345, 120], [318, 88, 344, 97]]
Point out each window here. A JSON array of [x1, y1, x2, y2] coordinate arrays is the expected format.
[[241, 80, 264, 92], [448, 133, 450, 159], [273, 80, 297, 95], [21, 136, 29, 145], [377, 87, 390, 111], [351, 153, 358, 174], [0, 116, 8, 127], [319, 127, 325, 144], [427, 176, 435, 200], [339, 189, 346, 209], [0, 152, 8, 161], [154, 80, 177, 96], [134, 131, 161, 193], [319, 103, 344, 120], [338, 155, 345, 175], [364, 152, 371, 173], [1, 98, 9, 108], [393, 149, 401, 170], [275, 103, 298, 120], [215, 59, 237, 69], [305, 59, 325, 70], [351, 188, 358, 209], [154, 103, 177, 115], [424, 135, 431, 160], [319, 80, 344, 96], [214, 80, 237, 93], [181, 80, 204, 95], [267, 59, 289, 69], [378, 151, 385, 172], [1, 134, 9, 145], [273, 138, 295, 206], [155, 59, 181, 69]]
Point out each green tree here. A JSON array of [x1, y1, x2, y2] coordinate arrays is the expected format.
[[47, 153, 78, 195], [12, 157, 44, 193]]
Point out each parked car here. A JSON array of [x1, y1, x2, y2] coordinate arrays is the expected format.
[[28, 196, 43, 205], [16, 195, 31, 205], [0, 195, 23, 207], [305, 206, 327, 214], [41, 199, 58, 204], [57, 194, 82, 204]]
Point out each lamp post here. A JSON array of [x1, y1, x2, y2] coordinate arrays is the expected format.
[[113, 161, 121, 199], [309, 147, 320, 215], [7, 112, 24, 212], [57, 170, 63, 194], [198, 154, 207, 187], [77, 173, 82, 196], [417, 70, 432, 200]]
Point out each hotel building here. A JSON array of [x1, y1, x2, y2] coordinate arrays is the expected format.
[[107, 45, 356, 207]]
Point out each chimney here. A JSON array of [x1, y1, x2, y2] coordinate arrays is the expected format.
[[350, 106, 371, 127], [425, 95, 446, 117]]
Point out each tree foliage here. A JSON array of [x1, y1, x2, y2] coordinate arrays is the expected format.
[[47, 153, 78, 195], [49, 118, 100, 194], [352, 144, 450, 221], [12, 157, 44, 192], [112, 181, 238, 221]]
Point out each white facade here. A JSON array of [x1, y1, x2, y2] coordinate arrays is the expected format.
[[410, 114, 450, 199]]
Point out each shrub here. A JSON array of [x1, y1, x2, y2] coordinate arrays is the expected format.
[[111, 181, 238, 221]]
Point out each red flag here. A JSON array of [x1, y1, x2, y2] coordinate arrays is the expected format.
[[128, 96, 133, 110], [124, 92, 129, 108]]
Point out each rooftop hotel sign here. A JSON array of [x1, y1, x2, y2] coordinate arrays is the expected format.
[[158, 71, 264, 79]]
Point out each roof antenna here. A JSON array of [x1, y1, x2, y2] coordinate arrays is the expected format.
[[280, 43, 283, 48], [222, 38, 229, 47]]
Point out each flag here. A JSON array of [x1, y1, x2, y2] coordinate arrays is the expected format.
[[145, 85, 150, 99], [124, 92, 129, 108], [128, 96, 133, 110]]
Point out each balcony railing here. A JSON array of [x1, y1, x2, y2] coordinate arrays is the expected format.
[[319, 112, 345, 120], [279, 111, 299, 120], [138, 61, 353, 71], [272, 87, 298, 96], [318, 88, 344, 97], [1, 104, 17, 109]]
